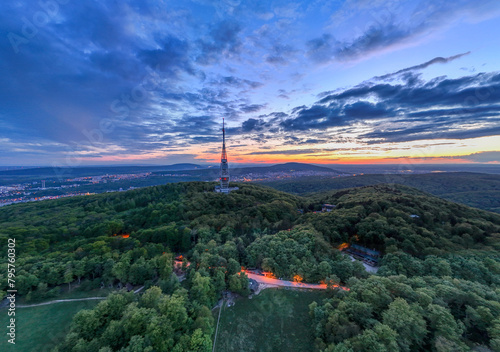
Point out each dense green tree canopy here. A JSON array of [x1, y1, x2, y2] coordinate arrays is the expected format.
[[0, 181, 499, 351]]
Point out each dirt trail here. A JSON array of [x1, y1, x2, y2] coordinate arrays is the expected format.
[[17, 297, 107, 308]]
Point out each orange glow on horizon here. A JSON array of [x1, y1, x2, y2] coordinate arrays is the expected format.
[[73, 149, 499, 165], [67, 134, 498, 165], [217, 156, 481, 165]]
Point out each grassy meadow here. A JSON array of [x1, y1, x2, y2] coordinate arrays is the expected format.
[[214, 288, 326, 352]]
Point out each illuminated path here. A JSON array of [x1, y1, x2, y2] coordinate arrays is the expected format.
[[244, 271, 348, 291]]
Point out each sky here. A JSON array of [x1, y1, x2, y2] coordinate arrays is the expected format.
[[1, 0, 500, 166]]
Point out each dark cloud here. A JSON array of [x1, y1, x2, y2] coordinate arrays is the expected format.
[[209, 76, 263, 89], [361, 123, 500, 144], [306, 34, 335, 63], [344, 102, 391, 118], [245, 149, 320, 155], [281, 101, 393, 131], [459, 151, 500, 162], [335, 24, 413, 61], [265, 44, 298, 65], [306, 24, 415, 63], [138, 35, 196, 77], [241, 118, 260, 132], [279, 71, 500, 144], [319, 72, 500, 109], [277, 89, 290, 99], [283, 137, 329, 145], [374, 52, 471, 80], [240, 104, 267, 113], [306, 0, 498, 64], [240, 117, 276, 132], [196, 20, 242, 65]]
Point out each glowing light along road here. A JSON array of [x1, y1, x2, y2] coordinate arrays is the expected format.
[[244, 271, 349, 291]]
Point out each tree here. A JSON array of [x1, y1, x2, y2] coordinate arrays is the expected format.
[[382, 298, 427, 352], [157, 253, 173, 280], [351, 324, 399, 352], [129, 257, 153, 285], [189, 329, 212, 352], [319, 261, 332, 279], [212, 268, 226, 294], [229, 272, 249, 296], [191, 272, 214, 307], [425, 304, 466, 350], [124, 335, 153, 352], [146, 316, 175, 352], [227, 258, 241, 276], [159, 293, 188, 331], [64, 263, 74, 291], [74, 259, 86, 285], [72, 309, 102, 341], [140, 286, 162, 309], [112, 260, 130, 286], [193, 306, 215, 335]]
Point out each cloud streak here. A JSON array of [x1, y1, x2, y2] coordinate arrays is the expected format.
[[374, 52, 471, 80]]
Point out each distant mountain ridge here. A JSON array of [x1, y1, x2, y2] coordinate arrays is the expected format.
[[231, 162, 341, 175], [0, 163, 207, 177], [0, 162, 335, 177], [260, 172, 500, 213]]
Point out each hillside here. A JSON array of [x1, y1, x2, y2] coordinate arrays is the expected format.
[[302, 184, 500, 255], [1, 182, 499, 351], [259, 172, 500, 213], [231, 162, 339, 174]]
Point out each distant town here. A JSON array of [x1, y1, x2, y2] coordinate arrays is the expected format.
[[0, 167, 344, 207]]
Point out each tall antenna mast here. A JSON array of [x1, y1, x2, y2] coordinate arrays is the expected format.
[[219, 117, 229, 193]]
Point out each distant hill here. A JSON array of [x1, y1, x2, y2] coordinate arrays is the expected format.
[[300, 183, 500, 254], [0, 163, 207, 180], [145, 162, 341, 180], [259, 172, 500, 213], [231, 162, 340, 175], [0, 162, 333, 181], [0, 163, 207, 175], [158, 163, 207, 171]]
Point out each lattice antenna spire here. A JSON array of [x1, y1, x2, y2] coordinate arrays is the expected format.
[[219, 117, 230, 192], [221, 117, 227, 161]]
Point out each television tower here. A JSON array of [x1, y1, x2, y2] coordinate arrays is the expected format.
[[220, 118, 230, 193]]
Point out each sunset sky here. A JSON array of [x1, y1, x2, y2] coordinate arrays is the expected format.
[[1, 0, 500, 166]]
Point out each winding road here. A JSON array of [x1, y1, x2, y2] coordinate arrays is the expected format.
[[244, 271, 348, 291]]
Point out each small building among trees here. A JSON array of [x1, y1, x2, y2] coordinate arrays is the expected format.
[[321, 204, 336, 212]]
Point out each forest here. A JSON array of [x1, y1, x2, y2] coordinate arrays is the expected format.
[[0, 181, 499, 351], [260, 172, 500, 213]]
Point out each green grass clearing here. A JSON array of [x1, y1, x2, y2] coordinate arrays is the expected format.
[[214, 288, 326, 352], [1, 299, 101, 352]]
